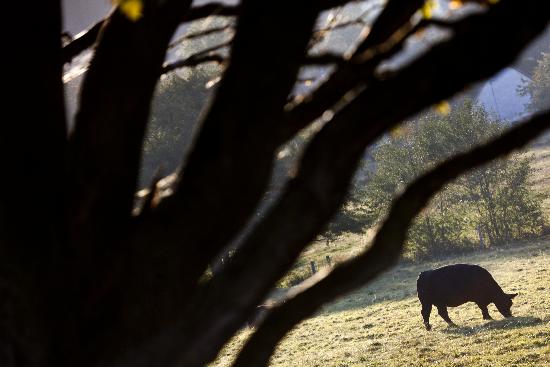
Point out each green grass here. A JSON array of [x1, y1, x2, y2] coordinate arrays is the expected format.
[[212, 237, 550, 367]]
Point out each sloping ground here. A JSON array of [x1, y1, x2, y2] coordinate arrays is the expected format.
[[528, 144, 550, 222], [212, 237, 550, 367]]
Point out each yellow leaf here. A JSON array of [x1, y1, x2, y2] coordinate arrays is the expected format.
[[421, 0, 438, 19], [113, 0, 143, 21], [449, 0, 463, 10], [435, 101, 451, 115]]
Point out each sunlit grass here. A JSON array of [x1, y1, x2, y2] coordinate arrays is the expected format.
[[212, 237, 550, 367]]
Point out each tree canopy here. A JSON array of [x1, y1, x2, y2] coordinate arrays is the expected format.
[[3, 1, 550, 366], [362, 100, 545, 259]]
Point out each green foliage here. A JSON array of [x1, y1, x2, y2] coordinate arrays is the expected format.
[[317, 205, 368, 246], [361, 100, 546, 260], [140, 71, 212, 186], [140, 17, 228, 187], [521, 48, 550, 113]]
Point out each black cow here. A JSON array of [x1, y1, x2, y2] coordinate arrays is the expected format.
[[417, 264, 518, 330]]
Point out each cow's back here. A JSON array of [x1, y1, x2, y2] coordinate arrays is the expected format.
[[417, 264, 498, 306]]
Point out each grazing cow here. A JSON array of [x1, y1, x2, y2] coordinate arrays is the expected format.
[[417, 264, 517, 330]]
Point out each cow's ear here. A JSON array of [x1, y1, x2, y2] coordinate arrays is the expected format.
[[507, 293, 518, 299]]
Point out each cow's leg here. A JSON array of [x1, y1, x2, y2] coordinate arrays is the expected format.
[[436, 305, 456, 326], [477, 303, 493, 320], [421, 302, 432, 331]]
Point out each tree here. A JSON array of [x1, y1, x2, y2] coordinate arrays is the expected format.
[[522, 46, 550, 113], [3, 1, 550, 366], [363, 101, 545, 259], [140, 71, 212, 185]]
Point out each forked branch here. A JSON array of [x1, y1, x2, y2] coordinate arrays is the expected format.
[[61, 3, 240, 64], [234, 109, 550, 367]]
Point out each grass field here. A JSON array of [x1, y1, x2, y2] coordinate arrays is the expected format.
[[212, 237, 550, 367]]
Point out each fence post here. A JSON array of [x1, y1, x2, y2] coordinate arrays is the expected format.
[[310, 261, 317, 274]]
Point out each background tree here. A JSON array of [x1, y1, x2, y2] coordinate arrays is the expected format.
[[140, 71, 211, 185], [362, 101, 545, 259], [3, 1, 550, 367], [522, 47, 550, 113], [520, 46, 550, 145]]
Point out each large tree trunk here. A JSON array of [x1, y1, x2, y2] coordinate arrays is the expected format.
[[2, 1, 549, 366]]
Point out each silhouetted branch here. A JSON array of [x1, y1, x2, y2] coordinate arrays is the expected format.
[[168, 24, 232, 49], [304, 52, 348, 65], [141, 1, 427, 293], [309, 1, 382, 48], [281, 0, 546, 141], [281, 0, 426, 141], [184, 2, 240, 21], [162, 54, 226, 74], [161, 41, 230, 74], [65, 2, 195, 360], [234, 109, 550, 367], [131, 0, 329, 316], [303, 16, 451, 67], [161, 2, 550, 364], [61, 3, 239, 64], [6, 1, 549, 367], [62, 19, 106, 64]]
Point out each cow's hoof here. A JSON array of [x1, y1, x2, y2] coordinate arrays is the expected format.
[[425, 324, 432, 331]]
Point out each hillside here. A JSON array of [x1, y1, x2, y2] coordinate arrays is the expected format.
[[275, 140, 550, 288], [212, 237, 550, 366], [529, 144, 550, 220]]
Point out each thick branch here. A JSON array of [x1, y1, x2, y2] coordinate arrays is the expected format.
[[166, 0, 550, 363], [130, 0, 326, 311], [62, 19, 106, 64], [161, 41, 230, 74], [135, 1, 426, 298], [61, 3, 239, 64], [162, 54, 226, 74], [281, 0, 426, 141], [3, 0, 67, 362], [304, 52, 348, 66], [168, 24, 232, 49], [234, 109, 550, 367], [64, 1, 194, 364], [183, 2, 240, 21]]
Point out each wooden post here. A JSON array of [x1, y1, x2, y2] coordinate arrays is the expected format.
[[325, 255, 332, 267], [310, 261, 317, 274]]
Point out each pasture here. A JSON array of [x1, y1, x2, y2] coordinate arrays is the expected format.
[[212, 237, 550, 366]]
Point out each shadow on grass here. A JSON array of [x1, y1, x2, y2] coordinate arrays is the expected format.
[[441, 316, 544, 335]]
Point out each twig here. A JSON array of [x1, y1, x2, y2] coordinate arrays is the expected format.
[[61, 3, 239, 64], [161, 40, 231, 74], [168, 25, 233, 50]]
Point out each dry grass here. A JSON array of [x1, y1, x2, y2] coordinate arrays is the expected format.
[[528, 145, 550, 221], [212, 237, 550, 367]]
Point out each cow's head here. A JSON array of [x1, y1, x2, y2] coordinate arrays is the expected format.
[[495, 293, 518, 318]]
